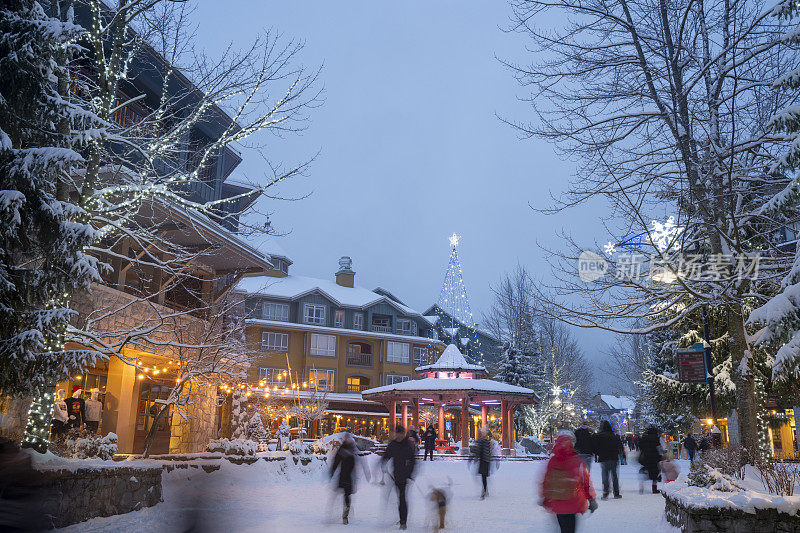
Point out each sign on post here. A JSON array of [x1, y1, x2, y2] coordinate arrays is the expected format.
[[677, 342, 707, 383]]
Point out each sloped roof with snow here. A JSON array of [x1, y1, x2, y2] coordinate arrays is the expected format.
[[361, 377, 536, 397], [600, 395, 636, 411], [415, 343, 486, 373], [236, 274, 423, 316]]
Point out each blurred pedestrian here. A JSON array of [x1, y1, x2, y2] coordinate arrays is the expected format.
[[540, 433, 598, 533], [472, 427, 492, 499], [637, 426, 663, 494], [573, 422, 595, 473], [330, 434, 359, 524], [381, 425, 417, 530], [659, 456, 680, 483], [422, 425, 437, 461], [594, 420, 623, 499], [682, 434, 697, 462]]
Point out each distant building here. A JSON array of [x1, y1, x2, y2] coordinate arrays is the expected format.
[[238, 256, 445, 439], [589, 393, 639, 435]]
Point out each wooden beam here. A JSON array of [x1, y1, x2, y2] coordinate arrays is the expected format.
[[213, 273, 244, 305]]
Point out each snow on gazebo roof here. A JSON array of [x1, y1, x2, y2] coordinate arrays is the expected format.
[[415, 343, 486, 373], [361, 377, 536, 398]]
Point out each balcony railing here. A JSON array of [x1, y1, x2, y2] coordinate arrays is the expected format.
[[346, 349, 373, 368], [370, 324, 392, 333], [346, 383, 371, 393]]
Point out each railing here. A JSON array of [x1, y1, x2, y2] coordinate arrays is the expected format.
[[346, 349, 373, 368], [371, 324, 392, 333], [346, 383, 370, 393]]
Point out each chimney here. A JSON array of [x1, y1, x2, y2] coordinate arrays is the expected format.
[[335, 256, 355, 287]]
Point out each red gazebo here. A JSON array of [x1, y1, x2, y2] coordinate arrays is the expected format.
[[361, 344, 537, 452]]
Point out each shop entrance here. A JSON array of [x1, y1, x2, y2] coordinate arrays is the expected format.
[[133, 381, 172, 454]]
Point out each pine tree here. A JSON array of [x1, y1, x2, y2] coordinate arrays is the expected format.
[[0, 1, 102, 450], [247, 412, 268, 444], [496, 343, 531, 387]]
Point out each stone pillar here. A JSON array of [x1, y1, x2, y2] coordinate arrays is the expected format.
[[461, 397, 469, 450], [402, 403, 408, 430], [412, 399, 419, 430], [438, 404, 445, 439], [481, 405, 487, 428], [500, 399, 508, 449]]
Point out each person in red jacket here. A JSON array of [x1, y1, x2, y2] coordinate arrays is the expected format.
[[540, 433, 598, 533]]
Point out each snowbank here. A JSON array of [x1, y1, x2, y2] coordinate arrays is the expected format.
[[663, 474, 800, 515]]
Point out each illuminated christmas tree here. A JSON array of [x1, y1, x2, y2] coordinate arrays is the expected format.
[[431, 233, 487, 364]]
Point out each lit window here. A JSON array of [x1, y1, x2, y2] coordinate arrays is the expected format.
[[263, 302, 289, 321], [387, 341, 410, 364], [261, 331, 289, 351], [334, 310, 345, 328], [353, 313, 364, 330], [309, 368, 335, 391], [304, 304, 326, 325], [310, 333, 336, 357], [258, 367, 287, 387]]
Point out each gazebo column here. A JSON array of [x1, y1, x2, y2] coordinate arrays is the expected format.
[[481, 405, 487, 428], [438, 403, 445, 438], [500, 399, 508, 449], [391, 400, 397, 431], [412, 399, 419, 430], [461, 397, 469, 451], [507, 404, 515, 449], [402, 403, 408, 429]]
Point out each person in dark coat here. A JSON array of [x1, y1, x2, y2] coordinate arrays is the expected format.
[[381, 425, 417, 530], [330, 435, 358, 524], [594, 420, 624, 499], [422, 425, 437, 461], [683, 434, 698, 462], [573, 423, 595, 472], [637, 426, 663, 494], [407, 425, 419, 447], [472, 427, 493, 499]]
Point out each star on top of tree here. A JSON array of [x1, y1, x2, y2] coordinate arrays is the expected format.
[[449, 232, 461, 248]]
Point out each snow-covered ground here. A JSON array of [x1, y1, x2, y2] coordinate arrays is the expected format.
[[60, 456, 681, 532]]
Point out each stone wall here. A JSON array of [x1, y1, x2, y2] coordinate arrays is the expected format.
[[169, 381, 219, 453], [0, 395, 31, 443], [28, 466, 162, 529], [664, 493, 800, 532]]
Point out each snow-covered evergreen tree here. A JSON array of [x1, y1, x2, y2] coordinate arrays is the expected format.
[[748, 0, 800, 380], [496, 343, 532, 387], [247, 412, 268, 443]]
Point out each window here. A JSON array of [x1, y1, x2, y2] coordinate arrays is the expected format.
[[386, 341, 410, 363], [372, 315, 391, 332], [385, 374, 410, 385], [334, 310, 345, 328], [263, 302, 289, 321], [308, 368, 335, 391], [346, 375, 370, 393], [261, 331, 289, 352], [413, 346, 429, 367], [310, 333, 336, 357], [396, 319, 412, 335], [353, 313, 364, 330], [258, 367, 287, 387], [304, 304, 326, 325]]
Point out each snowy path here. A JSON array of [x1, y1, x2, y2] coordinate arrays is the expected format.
[[61, 457, 681, 532]]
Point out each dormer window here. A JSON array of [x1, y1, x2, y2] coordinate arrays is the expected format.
[[304, 304, 326, 325], [334, 310, 344, 328], [396, 319, 412, 335]]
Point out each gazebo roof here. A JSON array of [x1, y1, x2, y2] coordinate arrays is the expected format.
[[415, 343, 486, 373], [361, 377, 536, 398]]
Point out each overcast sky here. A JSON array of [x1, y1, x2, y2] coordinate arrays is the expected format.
[[191, 1, 619, 392]]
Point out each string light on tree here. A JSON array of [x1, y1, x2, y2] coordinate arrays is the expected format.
[[434, 233, 485, 364]]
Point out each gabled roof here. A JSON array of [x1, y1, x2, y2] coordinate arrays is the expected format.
[[237, 274, 425, 317], [415, 344, 486, 373]]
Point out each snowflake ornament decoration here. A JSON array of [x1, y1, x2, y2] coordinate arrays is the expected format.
[[650, 216, 683, 252], [604, 242, 616, 255]]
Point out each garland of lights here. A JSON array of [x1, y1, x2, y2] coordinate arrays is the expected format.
[[21, 388, 55, 453], [434, 233, 486, 364]]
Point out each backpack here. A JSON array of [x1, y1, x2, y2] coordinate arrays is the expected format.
[[543, 463, 582, 501]]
